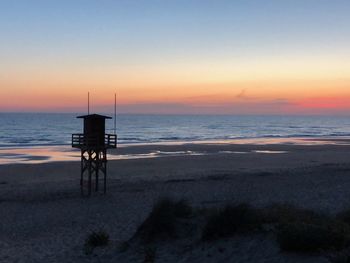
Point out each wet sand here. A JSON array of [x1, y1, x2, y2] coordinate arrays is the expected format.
[[1, 141, 350, 262]]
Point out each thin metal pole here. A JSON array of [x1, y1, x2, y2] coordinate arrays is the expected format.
[[114, 93, 116, 135], [88, 92, 90, 115]]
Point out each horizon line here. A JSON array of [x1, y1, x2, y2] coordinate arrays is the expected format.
[[1, 111, 350, 118]]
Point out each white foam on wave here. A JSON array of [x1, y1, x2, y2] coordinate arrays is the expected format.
[[252, 150, 288, 154]]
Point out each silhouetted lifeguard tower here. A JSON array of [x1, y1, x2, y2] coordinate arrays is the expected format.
[[72, 114, 117, 196]]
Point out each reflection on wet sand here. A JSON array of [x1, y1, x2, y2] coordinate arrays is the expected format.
[[0, 137, 349, 165]]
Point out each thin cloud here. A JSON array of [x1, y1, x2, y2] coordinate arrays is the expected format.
[[236, 88, 247, 99], [234, 88, 260, 101]]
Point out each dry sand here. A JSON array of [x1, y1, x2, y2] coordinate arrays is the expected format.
[[1, 141, 350, 262]]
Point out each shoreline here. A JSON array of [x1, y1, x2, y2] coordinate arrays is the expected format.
[[1, 136, 350, 165], [2, 141, 350, 207]]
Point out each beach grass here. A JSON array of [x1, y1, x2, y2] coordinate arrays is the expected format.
[[84, 230, 110, 254], [277, 221, 350, 252], [127, 198, 350, 256], [202, 203, 261, 241], [135, 198, 192, 242]]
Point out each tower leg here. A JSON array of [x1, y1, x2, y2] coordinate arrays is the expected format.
[[88, 152, 92, 196], [80, 149, 108, 196], [95, 167, 99, 192], [101, 150, 107, 194], [103, 161, 107, 194], [80, 154, 83, 186], [80, 151, 84, 196]]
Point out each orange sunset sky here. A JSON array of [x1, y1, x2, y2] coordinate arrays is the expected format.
[[1, 1, 350, 115]]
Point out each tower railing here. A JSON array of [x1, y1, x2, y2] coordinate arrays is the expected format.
[[72, 133, 117, 149]]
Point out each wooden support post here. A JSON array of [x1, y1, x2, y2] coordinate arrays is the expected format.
[[88, 151, 92, 196], [80, 150, 84, 196], [95, 160, 99, 192], [103, 162, 107, 194], [79, 148, 108, 196]]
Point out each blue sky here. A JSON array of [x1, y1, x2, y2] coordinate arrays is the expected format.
[[1, 1, 350, 114], [2, 0, 349, 63]]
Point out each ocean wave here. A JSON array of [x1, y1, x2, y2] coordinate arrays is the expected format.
[[158, 136, 181, 140], [2, 113, 350, 148]]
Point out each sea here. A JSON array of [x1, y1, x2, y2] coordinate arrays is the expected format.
[[1, 113, 350, 164]]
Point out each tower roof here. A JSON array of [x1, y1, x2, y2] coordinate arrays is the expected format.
[[77, 114, 112, 119]]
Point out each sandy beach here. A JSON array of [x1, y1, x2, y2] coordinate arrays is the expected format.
[[2, 140, 350, 262]]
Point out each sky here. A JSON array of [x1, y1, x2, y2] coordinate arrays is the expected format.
[[0, 0, 350, 115]]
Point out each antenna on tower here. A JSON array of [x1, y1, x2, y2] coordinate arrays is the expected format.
[[114, 93, 117, 135], [88, 92, 90, 115]]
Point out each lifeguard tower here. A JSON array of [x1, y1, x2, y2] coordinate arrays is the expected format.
[[72, 114, 117, 196]]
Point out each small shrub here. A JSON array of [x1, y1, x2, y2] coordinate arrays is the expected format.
[[261, 204, 326, 225], [337, 210, 350, 226], [202, 203, 261, 241], [84, 230, 109, 254], [277, 221, 350, 252], [172, 199, 192, 218], [328, 248, 350, 263], [136, 198, 192, 242], [143, 246, 156, 263], [117, 241, 130, 253]]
